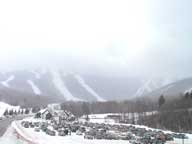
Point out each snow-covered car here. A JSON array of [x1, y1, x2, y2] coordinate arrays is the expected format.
[[34, 122, 40, 127], [76, 130, 83, 136], [23, 122, 30, 128], [78, 126, 86, 133], [70, 125, 79, 132], [58, 130, 66, 136], [34, 128, 40, 132], [46, 129, 56, 136], [84, 134, 94, 140]]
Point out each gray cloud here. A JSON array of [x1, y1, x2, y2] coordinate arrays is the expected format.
[[0, 0, 192, 79]]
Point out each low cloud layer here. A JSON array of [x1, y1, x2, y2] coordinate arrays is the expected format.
[[0, 0, 191, 78]]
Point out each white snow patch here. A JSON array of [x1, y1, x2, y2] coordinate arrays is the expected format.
[[0, 126, 26, 144], [74, 74, 106, 102], [1, 75, 15, 88], [135, 79, 159, 97], [50, 70, 82, 101], [31, 70, 41, 79], [27, 80, 42, 95]]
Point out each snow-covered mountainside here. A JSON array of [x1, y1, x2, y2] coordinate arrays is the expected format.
[[0, 69, 180, 102], [142, 78, 192, 100], [134, 78, 173, 97]]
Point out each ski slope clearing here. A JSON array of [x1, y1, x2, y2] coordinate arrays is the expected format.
[[1, 75, 15, 88], [134, 79, 158, 97], [50, 69, 81, 101], [27, 80, 41, 95], [74, 75, 106, 101]]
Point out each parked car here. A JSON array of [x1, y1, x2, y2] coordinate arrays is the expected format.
[[34, 128, 40, 132], [23, 122, 29, 128], [58, 130, 66, 136], [46, 129, 56, 136], [84, 134, 94, 140], [76, 130, 83, 136]]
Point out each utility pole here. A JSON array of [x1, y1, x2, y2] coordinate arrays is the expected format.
[[182, 135, 184, 144]]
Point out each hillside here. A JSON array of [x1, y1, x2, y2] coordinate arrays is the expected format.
[[0, 69, 172, 102]]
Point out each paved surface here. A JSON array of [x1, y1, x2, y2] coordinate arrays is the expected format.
[[0, 115, 29, 137]]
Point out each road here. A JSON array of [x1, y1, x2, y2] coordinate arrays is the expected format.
[[0, 115, 29, 137]]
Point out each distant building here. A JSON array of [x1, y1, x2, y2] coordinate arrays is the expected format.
[[35, 108, 53, 120], [35, 105, 76, 123]]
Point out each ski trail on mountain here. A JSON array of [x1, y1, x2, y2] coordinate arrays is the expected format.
[[1, 75, 15, 88], [50, 70, 81, 101], [27, 80, 41, 95], [74, 74, 106, 101]]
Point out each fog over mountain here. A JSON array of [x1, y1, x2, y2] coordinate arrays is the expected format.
[[0, 0, 192, 79]]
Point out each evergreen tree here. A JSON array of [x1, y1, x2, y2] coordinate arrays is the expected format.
[[158, 95, 165, 108], [9, 109, 13, 115], [3, 109, 8, 116], [21, 109, 23, 115], [25, 109, 29, 114], [82, 102, 90, 121], [17, 109, 20, 115], [185, 92, 190, 99], [14, 110, 17, 115]]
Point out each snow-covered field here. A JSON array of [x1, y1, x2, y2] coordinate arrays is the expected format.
[[0, 126, 28, 144]]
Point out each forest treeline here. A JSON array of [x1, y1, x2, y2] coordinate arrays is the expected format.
[[60, 94, 192, 133]]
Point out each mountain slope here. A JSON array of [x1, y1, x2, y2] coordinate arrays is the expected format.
[[143, 78, 192, 100], [0, 69, 177, 102]]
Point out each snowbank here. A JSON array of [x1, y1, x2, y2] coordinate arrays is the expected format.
[[0, 102, 20, 117]]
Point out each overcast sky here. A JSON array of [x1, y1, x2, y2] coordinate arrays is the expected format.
[[0, 0, 191, 78]]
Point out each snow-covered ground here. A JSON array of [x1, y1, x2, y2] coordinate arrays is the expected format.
[[7, 119, 192, 144], [0, 114, 192, 144], [74, 75, 106, 102], [27, 80, 41, 95], [80, 112, 158, 124], [0, 102, 20, 117], [1, 75, 15, 88], [0, 125, 28, 144]]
